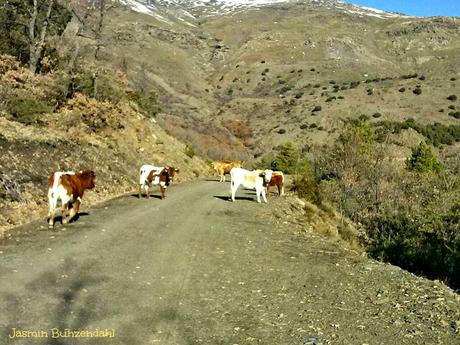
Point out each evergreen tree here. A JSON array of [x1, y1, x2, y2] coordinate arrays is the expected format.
[[406, 142, 443, 173]]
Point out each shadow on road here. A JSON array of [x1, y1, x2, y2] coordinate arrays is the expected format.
[[54, 212, 90, 225], [130, 193, 163, 200], [213, 195, 255, 202]]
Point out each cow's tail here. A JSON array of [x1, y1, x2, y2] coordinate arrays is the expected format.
[[48, 172, 62, 212], [139, 168, 145, 185]]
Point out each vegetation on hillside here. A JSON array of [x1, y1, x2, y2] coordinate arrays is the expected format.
[[267, 119, 460, 290]]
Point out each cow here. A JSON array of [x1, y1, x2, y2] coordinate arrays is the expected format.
[[212, 160, 244, 182], [139, 165, 171, 199], [267, 171, 285, 196], [229, 167, 273, 203], [47, 170, 96, 228]]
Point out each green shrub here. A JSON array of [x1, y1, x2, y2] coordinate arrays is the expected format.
[[399, 87, 406, 92], [406, 142, 443, 173], [372, 112, 382, 118], [279, 85, 292, 93], [272, 142, 309, 175], [447, 95, 457, 101], [5, 95, 52, 125], [401, 73, 418, 79], [292, 171, 322, 205], [130, 90, 160, 118], [349, 81, 360, 89], [374, 120, 460, 146], [184, 144, 195, 158], [413, 88, 422, 95], [367, 208, 460, 289], [449, 111, 460, 119], [312, 105, 322, 112], [277, 128, 286, 134], [300, 124, 309, 129]]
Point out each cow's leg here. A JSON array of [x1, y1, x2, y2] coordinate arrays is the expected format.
[[255, 187, 262, 203], [160, 186, 166, 199], [47, 189, 57, 228], [68, 198, 81, 223], [267, 185, 271, 197], [144, 185, 150, 198], [261, 188, 268, 203], [61, 203, 69, 224], [138, 184, 143, 198], [230, 182, 238, 202]]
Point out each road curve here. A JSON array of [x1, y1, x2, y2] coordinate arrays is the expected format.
[[0, 180, 459, 345]]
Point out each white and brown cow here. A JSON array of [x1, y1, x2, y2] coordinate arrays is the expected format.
[[229, 167, 273, 203], [139, 165, 171, 199], [212, 160, 244, 182], [47, 170, 96, 228], [267, 171, 285, 196]]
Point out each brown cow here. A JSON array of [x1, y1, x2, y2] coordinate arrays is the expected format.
[[267, 171, 285, 196], [47, 170, 96, 228], [212, 160, 244, 182]]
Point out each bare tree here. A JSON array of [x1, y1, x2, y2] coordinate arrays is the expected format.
[[28, 0, 54, 73]]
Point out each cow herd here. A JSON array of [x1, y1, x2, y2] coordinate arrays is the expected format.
[[46, 160, 284, 228]]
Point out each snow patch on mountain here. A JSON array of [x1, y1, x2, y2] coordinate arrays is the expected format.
[[118, 0, 406, 20]]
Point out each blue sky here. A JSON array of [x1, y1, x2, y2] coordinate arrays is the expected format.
[[346, 1, 460, 17]]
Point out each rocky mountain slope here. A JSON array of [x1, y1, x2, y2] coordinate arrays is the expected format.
[[98, 0, 459, 161]]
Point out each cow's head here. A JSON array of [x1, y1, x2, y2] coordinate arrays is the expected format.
[[79, 170, 96, 189], [259, 169, 273, 185], [160, 168, 171, 187], [166, 166, 179, 182]]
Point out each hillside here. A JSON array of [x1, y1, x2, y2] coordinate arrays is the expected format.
[[101, 0, 460, 161], [0, 55, 211, 237]]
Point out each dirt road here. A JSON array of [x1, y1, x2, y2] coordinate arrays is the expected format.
[[0, 180, 458, 345]]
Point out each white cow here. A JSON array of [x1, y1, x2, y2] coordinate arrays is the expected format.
[[229, 168, 273, 203]]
